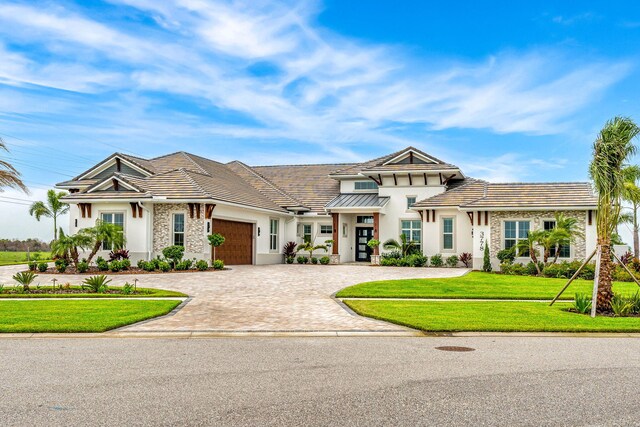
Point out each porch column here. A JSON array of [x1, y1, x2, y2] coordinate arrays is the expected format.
[[332, 212, 339, 255], [373, 212, 380, 255]]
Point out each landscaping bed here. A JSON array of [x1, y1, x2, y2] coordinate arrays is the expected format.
[[34, 266, 227, 275], [0, 285, 186, 298]]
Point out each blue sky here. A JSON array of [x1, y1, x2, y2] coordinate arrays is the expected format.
[[0, 0, 639, 240]]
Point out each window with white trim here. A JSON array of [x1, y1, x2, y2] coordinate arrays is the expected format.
[[354, 181, 378, 190], [504, 220, 530, 256], [544, 220, 570, 258], [172, 213, 185, 247], [302, 224, 312, 243], [100, 212, 124, 250], [269, 219, 279, 251], [320, 225, 333, 235], [407, 196, 416, 209], [442, 217, 454, 251], [401, 220, 421, 245]]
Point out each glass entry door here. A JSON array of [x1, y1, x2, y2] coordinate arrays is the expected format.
[[355, 227, 374, 262]]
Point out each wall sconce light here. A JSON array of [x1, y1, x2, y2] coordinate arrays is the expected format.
[[258, 227, 261, 236], [75, 219, 78, 227]]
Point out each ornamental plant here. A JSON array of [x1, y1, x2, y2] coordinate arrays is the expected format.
[[483, 245, 492, 272], [208, 233, 225, 261]]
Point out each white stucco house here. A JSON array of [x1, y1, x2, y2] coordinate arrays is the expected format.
[[56, 146, 597, 269]]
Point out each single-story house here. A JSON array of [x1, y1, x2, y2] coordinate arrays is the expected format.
[[56, 146, 597, 269]]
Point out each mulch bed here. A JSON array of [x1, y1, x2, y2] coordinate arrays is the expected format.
[[29, 267, 227, 275], [0, 288, 151, 295], [565, 308, 640, 317]]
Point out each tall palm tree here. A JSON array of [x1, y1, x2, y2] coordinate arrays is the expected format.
[[29, 189, 69, 241], [589, 116, 639, 311], [82, 219, 126, 264], [621, 165, 640, 257], [0, 137, 28, 193]]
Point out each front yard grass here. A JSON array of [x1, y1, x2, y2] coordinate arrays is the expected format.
[[0, 299, 181, 333], [344, 300, 640, 333], [0, 286, 187, 298], [336, 271, 639, 300], [0, 251, 52, 266]]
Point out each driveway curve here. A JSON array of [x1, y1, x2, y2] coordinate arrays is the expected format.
[[0, 264, 468, 332]]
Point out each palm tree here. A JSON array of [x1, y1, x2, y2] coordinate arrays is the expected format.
[[550, 212, 584, 265], [383, 234, 418, 257], [0, 137, 28, 193], [621, 165, 640, 257], [82, 220, 126, 264], [516, 229, 546, 275], [296, 241, 328, 259], [589, 116, 639, 311], [50, 228, 92, 268], [29, 189, 69, 241]]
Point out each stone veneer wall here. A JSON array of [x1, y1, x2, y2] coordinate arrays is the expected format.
[[153, 203, 206, 255], [490, 210, 586, 260]]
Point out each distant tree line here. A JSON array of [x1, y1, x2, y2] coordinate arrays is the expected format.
[[0, 238, 51, 252]]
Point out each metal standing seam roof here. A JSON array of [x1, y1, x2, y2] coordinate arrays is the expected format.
[[325, 193, 390, 208]]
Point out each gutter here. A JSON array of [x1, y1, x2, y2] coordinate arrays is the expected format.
[[137, 202, 152, 261]]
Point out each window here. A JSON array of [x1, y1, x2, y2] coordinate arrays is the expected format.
[[302, 224, 312, 243], [354, 181, 378, 190], [320, 225, 333, 235], [543, 220, 570, 258], [100, 212, 124, 250], [357, 215, 374, 224], [342, 223, 348, 238], [442, 217, 454, 250], [401, 220, 421, 245], [504, 220, 530, 256], [173, 213, 185, 247], [407, 196, 416, 209], [269, 219, 279, 251]]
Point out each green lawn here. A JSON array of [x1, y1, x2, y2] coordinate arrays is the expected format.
[[345, 300, 640, 332], [0, 286, 187, 298], [0, 299, 181, 333], [0, 251, 52, 266], [336, 271, 640, 300]]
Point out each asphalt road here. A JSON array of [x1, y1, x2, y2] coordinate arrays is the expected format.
[[1, 336, 639, 426]]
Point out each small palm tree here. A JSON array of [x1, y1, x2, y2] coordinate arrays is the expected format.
[[50, 228, 92, 268], [549, 213, 584, 265], [589, 116, 639, 310], [383, 234, 418, 257], [0, 137, 28, 193], [515, 229, 546, 275], [82, 220, 125, 264], [297, 241, 328, 259], [622, 165, 640, 257], [29, 189, 69, 241]]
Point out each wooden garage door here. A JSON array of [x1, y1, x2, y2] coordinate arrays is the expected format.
[[212, 219, 253, 265]]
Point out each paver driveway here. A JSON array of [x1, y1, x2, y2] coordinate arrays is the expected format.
[[0, 264, 468, 332]]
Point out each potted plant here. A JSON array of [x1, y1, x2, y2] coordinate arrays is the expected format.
[[367, 239, 381, 265]]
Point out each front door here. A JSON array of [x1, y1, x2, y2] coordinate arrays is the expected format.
[[355, 227, 374, 262]]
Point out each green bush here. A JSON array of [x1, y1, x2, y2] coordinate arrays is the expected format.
[[381, 250, 402, 260], [109, 260, 123, 273], [542, 263, 563, 278], [37, 262, 48, 272], [510, 263, 526, 275], [525, 261, 542, 276], [499, 263, 512, 274], [137, 259, 145, 269], [397, 257, 411, 267], [162, 245, 185, 268], [121, 282, 134, 295], [573, 293, 592, 314], [380, 257, 398, 266], [430, 254, 443, 267], [159, 261, 171, 272], [611, 294, 633, 317], [319, 256, 330, 265], [497, 248, 515, 265], [297, 255, 307, 264], [55, 258, 68, 273], [82, 275, 111, 293], [77, 261, 89, 273], [406, 254, 427, 267], [175, 260, 191, 271], [27, 261, 37, 271], [579, 263, 595, 280], [310, 257, 318, 265], [142, 261, 156, 272], [196, 260, 209, 271], [285, 256, 295, 264], [13, 271, 37, 290], [446, 255, 459, 268], [213, 259, 225, 270], [120, 259, 131, 270], [96, 258, 109, 271]]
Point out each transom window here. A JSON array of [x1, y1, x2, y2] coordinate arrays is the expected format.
[[401, 220, 421, 245], [442, 217, 454, 251], [504, 220, 530, 256], [269, 219, 279, 251], [357, 215, 374, 224], [354, 181, 378, 190], [320, 225, 333, 235], [173, 213, 185, 247], [543, 220, 570, 258], [407, 196, 417, 209], [100, 212, 124, 250]]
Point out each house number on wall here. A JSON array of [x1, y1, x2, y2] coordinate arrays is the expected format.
[[479, 231, 485, 252]]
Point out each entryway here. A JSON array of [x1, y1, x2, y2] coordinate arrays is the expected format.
[[355, 227, 374, 262]]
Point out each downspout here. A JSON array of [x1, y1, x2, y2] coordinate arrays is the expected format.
[[138, 202, 152, 261]]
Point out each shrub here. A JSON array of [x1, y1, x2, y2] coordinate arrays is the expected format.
[[297, 255, 307, 264], [446, 255, 459, 268], [213, 259, 224, 270], [109, 249, 130, 261], [310, 257, 318, 265], [77, 261, 89, 273], [367, 239, 380, 250], [380, 257, 398, 266], [629, 257, 640, 273], [611, 294, 633, 317], [406, 254, 427, 267], [121, 282, 134, 295], [542, 263, 563, 278], [55, 259, 67, 273], [500, 263, 512, 274], [27, 261, 37, 271], [37, 262, 48, 272], [319, 256, 330, 265], [620, 250, 633, 265], [109, 260, 123, 273], [137, 259, 145, 269], [196, 260, 209, 271], [381, 250, 402, 260], [285, 256, 295, 264], [162, 245, 185, 268], [482, 245, 492, 272], [579, 263, 595, 280], [510, 263, 526, 275], [82, 275, 111, 293], [497, 248, 515, 265], [397, 257, 411, 267], [97, 258, 109, 272], [430, 254, 443, 267], [573, 293, 592, 314], [13, 271, 37, 290], [282, 241, 298, 258], [525, 261, 542, 276], [459, 252, 472, 268], [158, 261, 171, 272], [151, 257, 163, 270], [629, 291, 640, 314], [120, 259, 131, 270], [175, 260, 191, 271]]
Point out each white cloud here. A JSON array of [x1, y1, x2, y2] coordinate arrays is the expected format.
[[461, 153, 572, 182]]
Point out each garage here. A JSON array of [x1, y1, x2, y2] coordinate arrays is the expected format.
[[212, 219, 254, 265]]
